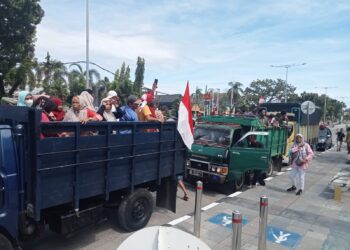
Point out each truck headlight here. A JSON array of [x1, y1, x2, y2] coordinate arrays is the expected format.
[[212, 166, 228, 175]]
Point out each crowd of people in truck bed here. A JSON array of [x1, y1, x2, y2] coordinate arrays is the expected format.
[[5, 81, 166, 130]]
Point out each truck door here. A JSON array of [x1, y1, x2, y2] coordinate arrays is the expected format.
[[230, 131, 270, 172]]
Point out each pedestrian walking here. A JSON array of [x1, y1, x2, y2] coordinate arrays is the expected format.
[[287, 133, 314, 195], [346, 127, 350, 154], [336, 128, 345, 151]]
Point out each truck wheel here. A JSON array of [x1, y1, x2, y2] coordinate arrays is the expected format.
[[117, 189, 153, 232], [0, 233, 13, 250], [267, 160, 274, 177], [219, 175, 243, 195], [234, 174, 244, 191]]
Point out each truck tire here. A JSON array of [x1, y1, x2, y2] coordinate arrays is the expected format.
[[117, 189, 153, 232], [219, 175, 244, 195], [0, 233, 13, 250]]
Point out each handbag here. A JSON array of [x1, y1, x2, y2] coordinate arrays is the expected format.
[[295, 151, 304, 166]]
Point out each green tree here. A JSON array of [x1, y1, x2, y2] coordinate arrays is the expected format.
[[244, 79, 296, 104], [118, 65, 133, 104], [4, 58, 39, 93], [109, 69, 120, 91], [134, 57, 145, 96], [0, 0, 44, 97], [39, 53, 68, 94], [227, 81, 243, 108], [68, 63, 85, 98]]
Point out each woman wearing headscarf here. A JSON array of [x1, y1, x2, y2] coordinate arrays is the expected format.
[[79, 90, 95, 110], [51, 97, 65, 121], [63, 96, 101, 123], [17, 91, 34, 107], [34, 96, 56, 122], [97, 98, 118, 121], [34, 96, 57, 138], [287, 133, 314, 195]]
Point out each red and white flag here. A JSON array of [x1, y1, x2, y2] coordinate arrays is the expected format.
[[177, 82, 194, 149]]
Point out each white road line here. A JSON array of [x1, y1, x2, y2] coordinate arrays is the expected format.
[[202, 202, 220, 211], [286, 167, 292, 171], [264, 177, 273, 181], [276, 172, 285, 176], [228, 191, 243, 198], [167, 215, 191, 226]]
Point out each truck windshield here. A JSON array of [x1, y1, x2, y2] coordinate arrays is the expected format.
[[194, 127, 232, 147]]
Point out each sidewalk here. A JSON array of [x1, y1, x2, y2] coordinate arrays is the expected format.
[[168, 148, 350, 250]]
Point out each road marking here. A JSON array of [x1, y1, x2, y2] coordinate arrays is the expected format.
[[202, 202, 220, 211], [167, 215, 191, 226], [276, 172, 285, 176], [228, 191, 242, 198], [264, 177, 273, 181], [286, 167, 292, 171]]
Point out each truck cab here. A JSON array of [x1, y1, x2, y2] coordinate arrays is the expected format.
[[187, 116, 287, 193]]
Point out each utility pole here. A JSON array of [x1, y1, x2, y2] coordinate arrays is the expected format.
[[217, 89, 220, 115], [270, 63, 306, 103], [86, 0, 90, 89], [315, 86, 336, 123]]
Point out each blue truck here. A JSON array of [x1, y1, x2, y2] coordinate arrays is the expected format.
[[0, 106, 186, 249]]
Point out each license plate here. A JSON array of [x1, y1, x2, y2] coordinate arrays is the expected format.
[[190, 169, 203, 177]]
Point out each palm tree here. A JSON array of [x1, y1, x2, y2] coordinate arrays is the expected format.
[[228, 81, 244, 108], [38, 53, 68, 88], [68, 63, 101, 105], [195, 87, 203, 104]]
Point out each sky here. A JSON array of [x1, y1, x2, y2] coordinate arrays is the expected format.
[[35, 0, 350, 106]]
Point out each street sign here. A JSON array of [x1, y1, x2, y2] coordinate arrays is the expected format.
[[208, 213, 248, 229], [301, 101, 316, 115]]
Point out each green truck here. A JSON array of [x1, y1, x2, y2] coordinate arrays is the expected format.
[[186, 116, 288, 193]]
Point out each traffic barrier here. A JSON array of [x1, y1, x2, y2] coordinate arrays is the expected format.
[[231, 210, 242, 250], [258, 196, 268, 250], [194, 181, 203, 237]]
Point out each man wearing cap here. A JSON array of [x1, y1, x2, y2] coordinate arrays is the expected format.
[[120, 95, 139, 122]]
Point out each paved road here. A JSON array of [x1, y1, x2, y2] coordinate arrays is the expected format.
[[22, 124, 350, 250]]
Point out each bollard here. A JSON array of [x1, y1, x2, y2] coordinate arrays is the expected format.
[[334, 186, 342, 202], [231, 210, 242, 250], [258, 196, 268, 250], [193, 181, 203, 238]]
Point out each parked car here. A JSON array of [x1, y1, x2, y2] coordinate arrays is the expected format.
[[316, 125, 332, 151]]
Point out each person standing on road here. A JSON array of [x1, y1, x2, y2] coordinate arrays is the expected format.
[[248, 135, 266, 186], [346, 127, 350, 154], [336, 128, 345, 152], [287, 133, 314, 195]]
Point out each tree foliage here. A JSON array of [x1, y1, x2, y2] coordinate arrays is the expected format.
[[134, 57, 145, 96], [0, 0, 44, 97], [244, 79, 296, 103]]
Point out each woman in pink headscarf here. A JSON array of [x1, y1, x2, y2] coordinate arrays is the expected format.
[[286, 133, 314, 195]]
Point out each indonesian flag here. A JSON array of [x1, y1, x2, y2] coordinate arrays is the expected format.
[[177, 82, 194, 150]]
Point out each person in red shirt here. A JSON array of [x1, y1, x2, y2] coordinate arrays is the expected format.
[[51, 97, 65, 121]]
